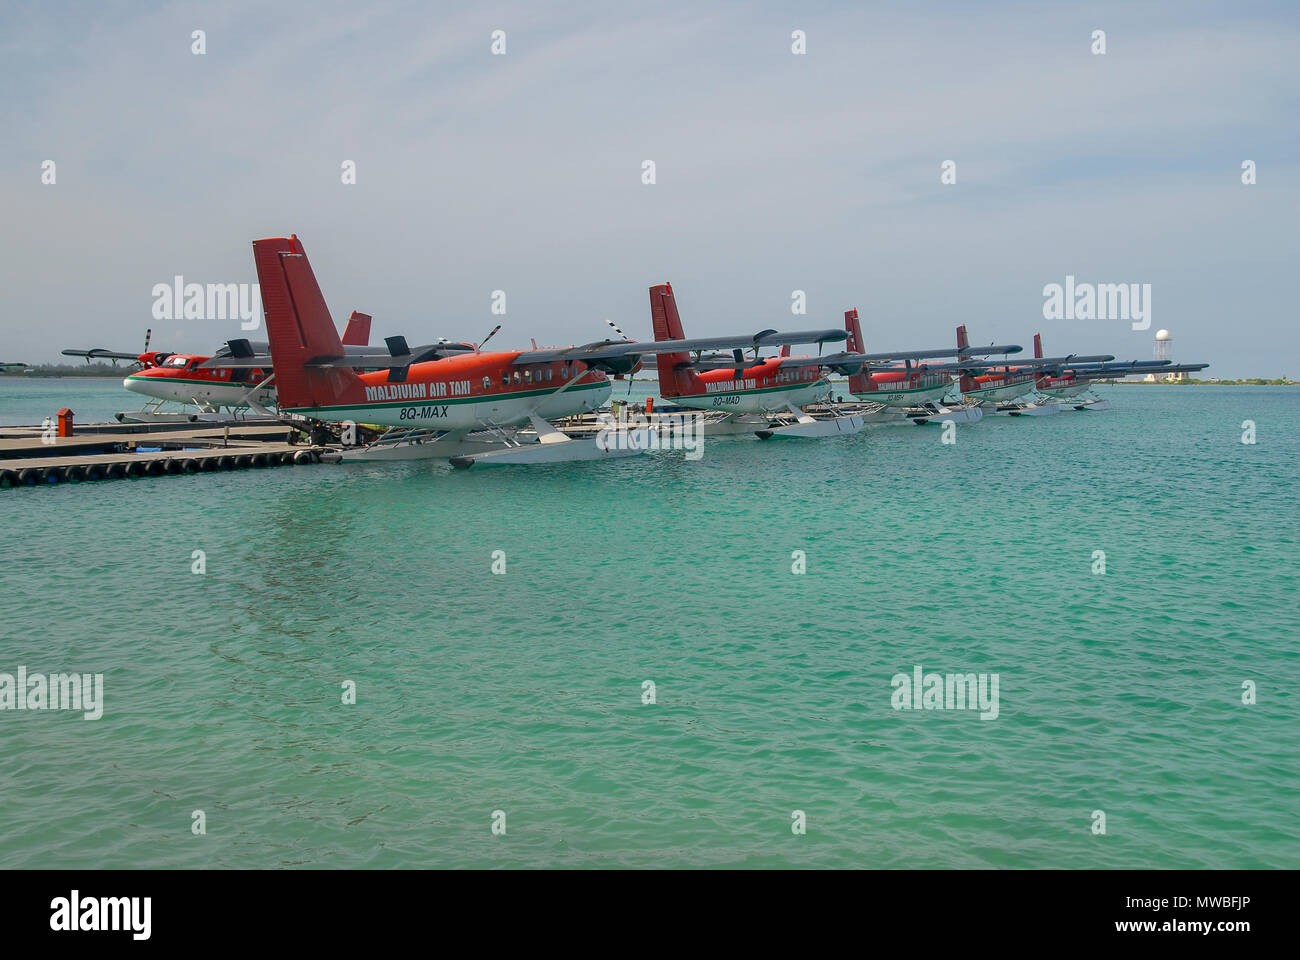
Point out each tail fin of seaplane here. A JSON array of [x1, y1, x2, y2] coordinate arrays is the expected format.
[[1034, 333, 1043, 360], [342, 311, 372, 346], [252, 235, 363, 412], [845, 308, 873, 393], [648, 283, 703, 399], [956, 323, 978, 392]]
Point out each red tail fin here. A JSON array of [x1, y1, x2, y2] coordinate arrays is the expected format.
[[779, 344, 790, 357], [253, 235, 362, 411], [956, 324, 976, 392], [845, 308, 872, 393], [1033, 332, 1043, 359], [342, 311, 372, 346], [648, 283, 701, 398]]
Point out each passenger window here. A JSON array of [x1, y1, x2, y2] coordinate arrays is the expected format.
[[561, 365, 570, 380], [502, 371, 509, 386], [524, 370, 532, 383], [513, 371, 521, 384], [482, 376, 491, 390], [545, 368, 552, 382]]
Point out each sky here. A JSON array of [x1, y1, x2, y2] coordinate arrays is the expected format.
[[2, 0, 1297, 377]]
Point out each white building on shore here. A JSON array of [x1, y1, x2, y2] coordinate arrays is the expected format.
[[1144, 329, 1187, 382]]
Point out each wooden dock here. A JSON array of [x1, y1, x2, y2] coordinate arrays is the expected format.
[[0, 423, 331, 488]]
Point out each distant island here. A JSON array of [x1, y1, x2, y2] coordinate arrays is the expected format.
[[1103, 377, 1296, 386], [1, 363, 133, 377]]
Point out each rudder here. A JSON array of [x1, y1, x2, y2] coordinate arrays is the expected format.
[[845, 308, 872, 393], [342, 311, 372, 346], [648, 283, 701, 399], [253, 235, 361, 412]]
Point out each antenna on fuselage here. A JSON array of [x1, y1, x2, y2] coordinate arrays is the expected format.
[[477, 324, 501, 353]]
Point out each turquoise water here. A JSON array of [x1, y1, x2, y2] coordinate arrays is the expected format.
[[0, 376, 136, 427], [2, 378, 1298, 868]]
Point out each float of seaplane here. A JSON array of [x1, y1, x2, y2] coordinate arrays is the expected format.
[[210, 236, 855, 467], [647, 283, 866, 439], [1029, 333, 1210, 410], [63, 313, 375, 422]]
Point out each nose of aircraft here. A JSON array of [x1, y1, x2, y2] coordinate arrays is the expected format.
[[123, 374, 152, 397]]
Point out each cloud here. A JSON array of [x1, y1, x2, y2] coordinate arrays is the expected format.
[[1, 0, 1296, 375]]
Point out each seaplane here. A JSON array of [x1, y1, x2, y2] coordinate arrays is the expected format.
[[840, 308, 1022, 424], [647, 283, 866, 439], [951, 324, 1114, 416], [62, 315, 374, 422], [1030, 333, 1209, 410], [207, 235, 853, 467]]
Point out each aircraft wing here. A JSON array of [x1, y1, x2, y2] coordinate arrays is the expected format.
[[1064, 360, 1169, 370], [511, 328, 848, 367], [1066, 361, 1208, 374], [971, 354, 1116, 367], [860, 344, 1023, 361], [61, 348, 146, 361], [199, 336, 476, 370], [752, 351, 868, 374], [198, 356, 271, 369]]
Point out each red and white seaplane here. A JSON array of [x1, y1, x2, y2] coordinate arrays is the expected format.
[[952, 324, 1113, 416], [207, 236, 852, 466], [648, 283, 866, 438], [1031, 332, 1209, 410], [63, 314, 374, 422], [840, 308, 1023, 424], [1031, 333, 1106, 409]]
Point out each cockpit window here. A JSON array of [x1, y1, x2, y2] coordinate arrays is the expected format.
[[167, 356, 188, 367]]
